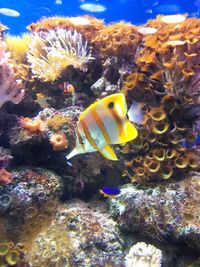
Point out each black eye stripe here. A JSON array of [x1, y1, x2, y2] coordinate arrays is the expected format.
[[108, 102, 114, 109]]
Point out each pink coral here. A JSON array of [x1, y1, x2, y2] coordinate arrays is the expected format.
[[0, 40, 25, 108], [0, 168, 12, 184]]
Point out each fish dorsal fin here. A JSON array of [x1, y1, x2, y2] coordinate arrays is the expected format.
[[116, 120, 138, 144], [100, 145, 118, 160]]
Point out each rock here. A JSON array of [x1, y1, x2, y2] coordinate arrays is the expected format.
[[0, 147, 13, 168], [0, 167, 63, 242], [109, 174, 200, 251], [26, 200, 125, 267]]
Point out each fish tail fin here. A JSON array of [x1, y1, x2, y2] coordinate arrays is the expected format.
[[127, 100, 144, 125], [66, 148, 79, 160], [100, 145, 118, 160]]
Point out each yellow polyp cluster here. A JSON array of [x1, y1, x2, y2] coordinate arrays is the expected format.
[[0, 242, 23, 266], [5, 34, 31, 64], [46, 114, 71, 131], [122, 103, 199, 183], [121, 16, 200, 183], [123, 16, 200, 98], [91, 21, 142, 58]]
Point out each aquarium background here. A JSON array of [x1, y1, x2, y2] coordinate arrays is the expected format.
[[0, 0, 200, 35]]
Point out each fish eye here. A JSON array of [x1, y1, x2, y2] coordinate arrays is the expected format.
[[80, 139, 85, 145], [108, 102, 114, 109]]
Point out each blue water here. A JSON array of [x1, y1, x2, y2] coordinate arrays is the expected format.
[[0, 0, 199, 35]]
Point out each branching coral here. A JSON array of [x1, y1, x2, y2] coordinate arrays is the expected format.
[[27, 29, 94, 82], [125, 242, 162, 267], [0, 40, 25, 108]]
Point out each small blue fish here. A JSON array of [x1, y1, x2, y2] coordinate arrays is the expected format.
[[181, 134, 200, 149], [99, 187, 121, 198]]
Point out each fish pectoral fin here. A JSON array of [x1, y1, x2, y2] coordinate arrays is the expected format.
[[100, 145, 118, 160], [66, 148, 78, 160], [116, 120, 138, 144]]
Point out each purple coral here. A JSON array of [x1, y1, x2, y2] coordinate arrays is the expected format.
[[0, 40, 25, 108]]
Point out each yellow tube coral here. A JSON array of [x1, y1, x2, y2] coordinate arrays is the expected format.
[[175, 157, 188, 168], [153, 149, 166, 161], [161, 166, 173, 179]]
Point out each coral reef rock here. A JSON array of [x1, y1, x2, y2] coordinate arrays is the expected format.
[[0, 167, 63, 241], [109, 174, 200, 251], [26, 200, 125, 267]]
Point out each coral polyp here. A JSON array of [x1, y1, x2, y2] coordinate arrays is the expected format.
[[27, 29, 94, 82]]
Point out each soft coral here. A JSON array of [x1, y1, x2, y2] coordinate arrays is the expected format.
[[0, 40, 25, 108]]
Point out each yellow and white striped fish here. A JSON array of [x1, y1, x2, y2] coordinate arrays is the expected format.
[[66, 93, 141, 161]]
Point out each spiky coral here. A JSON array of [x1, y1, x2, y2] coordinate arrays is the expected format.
[[27, 29, 94, 82]]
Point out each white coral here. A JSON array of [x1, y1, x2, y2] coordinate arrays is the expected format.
[[125, 242, 162, 267], [27, 29, 94, 82]]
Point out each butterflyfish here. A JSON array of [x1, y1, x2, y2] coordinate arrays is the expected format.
[[66, 93, 142, 161], [99, 187, 121, 198]]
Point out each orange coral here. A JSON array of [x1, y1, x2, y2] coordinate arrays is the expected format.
[[92, 21, 142, 58], [49, 132, 69, 151], [0, 168, 12, 184], [123, 16, 200, 98], [27, 15, 104, 46], [20, 117, 46, 133], [27, 17, 142, 59]]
